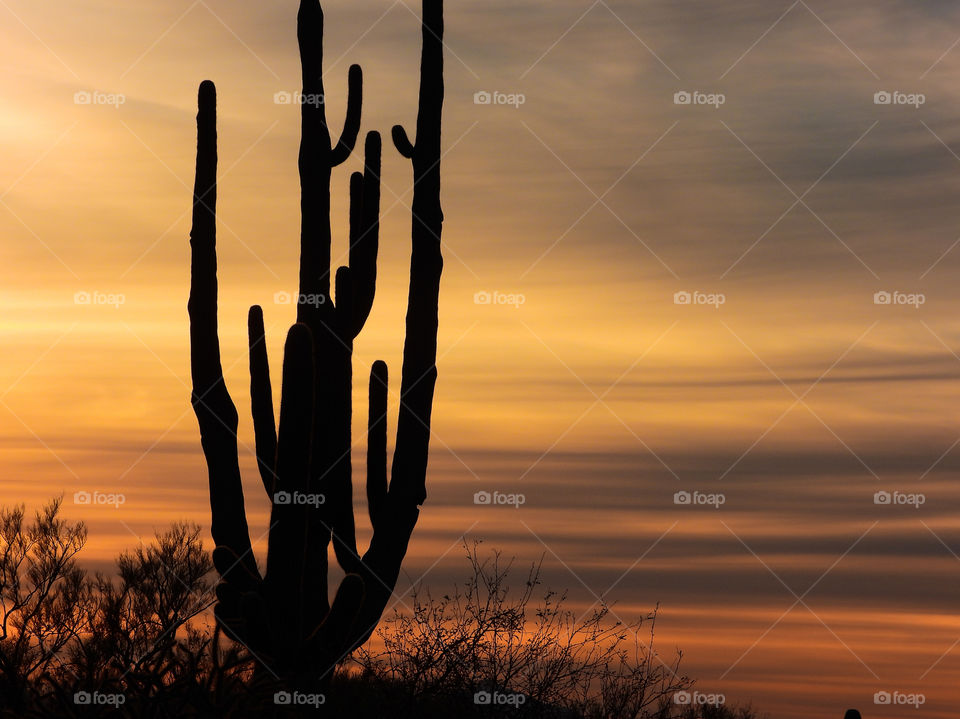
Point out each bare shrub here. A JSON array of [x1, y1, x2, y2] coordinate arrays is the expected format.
[[355, 542, 697, 719]]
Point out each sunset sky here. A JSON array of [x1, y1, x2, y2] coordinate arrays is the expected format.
[[4, 1, 960, 716]]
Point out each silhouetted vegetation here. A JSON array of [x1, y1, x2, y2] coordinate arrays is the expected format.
[[355, 542, 691, 718], [0, 499, 771, 718], [0, 498, 249, 717]]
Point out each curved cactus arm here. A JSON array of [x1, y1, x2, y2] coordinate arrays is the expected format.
[[187, 80, 259, 582], [330, 65, 363, 167], [391, 125, 415, 159], [349, 132, 382, 338], [248, 305, 278, 496]]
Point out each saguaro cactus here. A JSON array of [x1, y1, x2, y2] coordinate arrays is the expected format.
[[187, 0, 443, 688]]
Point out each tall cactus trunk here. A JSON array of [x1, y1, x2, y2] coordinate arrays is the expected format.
[[187, 0, 443, 700]]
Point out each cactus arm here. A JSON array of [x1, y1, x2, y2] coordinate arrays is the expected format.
[[391, 125, 415, 159], [330, 65, 363, 167], [187, 80, 259, 581], [348, 171, 363, 275], [264, 324, 316, 646], [389, 0, 444, 510], [349, 132, 382, 338], [366, 361, 388, 530], [248, 305, 278, 496], [328, 267, 360, 574]]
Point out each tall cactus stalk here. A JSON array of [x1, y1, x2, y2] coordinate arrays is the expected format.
[[187, 0, 443, 690]]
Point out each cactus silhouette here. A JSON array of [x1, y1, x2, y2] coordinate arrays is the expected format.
[[187, 0, 443, 690], [843, 711, 862, 719]]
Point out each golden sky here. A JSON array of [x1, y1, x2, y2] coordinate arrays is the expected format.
[[4, 1, 960, 717]]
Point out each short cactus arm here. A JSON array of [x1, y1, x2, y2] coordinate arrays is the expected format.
[[391, 125, 414, 159], [248, 305, 277, 496], [330, 65, 363, 167], [187, 80, 258, 581]]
